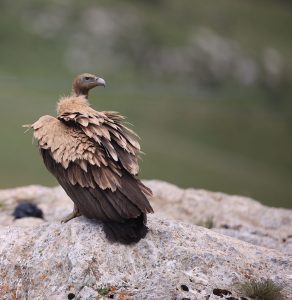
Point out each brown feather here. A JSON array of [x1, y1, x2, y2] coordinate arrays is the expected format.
[[40, 148, 151, 220]]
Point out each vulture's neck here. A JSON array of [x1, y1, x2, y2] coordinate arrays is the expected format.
[[72, 82, 89, 98]]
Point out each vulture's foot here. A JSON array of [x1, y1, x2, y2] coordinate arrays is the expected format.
[[61, 205, 81, 223]]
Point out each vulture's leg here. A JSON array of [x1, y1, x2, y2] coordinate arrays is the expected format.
[[61, 204, 81, 223]]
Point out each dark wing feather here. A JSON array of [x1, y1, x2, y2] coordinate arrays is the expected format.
[[41, 148, 152, 222]]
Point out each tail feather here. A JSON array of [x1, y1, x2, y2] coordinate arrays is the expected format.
[[103, 214, 148, 244]]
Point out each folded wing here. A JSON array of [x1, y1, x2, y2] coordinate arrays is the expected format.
[[31, 115, 153, 223]]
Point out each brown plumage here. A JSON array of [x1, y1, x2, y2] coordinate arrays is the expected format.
[[25, 73, 153, 244]]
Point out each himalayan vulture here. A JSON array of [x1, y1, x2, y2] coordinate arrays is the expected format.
[[25, 73, 154, 244]]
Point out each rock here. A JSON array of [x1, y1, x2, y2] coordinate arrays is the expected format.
[[0, 216, 291, 299], [78, 286, 98, 299], [146, 180, 292, 254], [12, 202, 43, 219], [0, 181, 291, 299], [0, 185, 71, 226]]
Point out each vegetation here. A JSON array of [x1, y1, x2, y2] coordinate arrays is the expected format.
[[0, 0, 291, 207], [97, 287, 109, 296], [197, 216, 214, 229], [236, 279, 285, 300]]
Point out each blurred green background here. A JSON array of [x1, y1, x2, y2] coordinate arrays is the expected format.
[[0, 0, 291, 208]]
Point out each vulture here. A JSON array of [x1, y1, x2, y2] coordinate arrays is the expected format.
[[25, 73, 154, 244]]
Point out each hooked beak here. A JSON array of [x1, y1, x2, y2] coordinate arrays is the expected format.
[[96, 77, 106, 87]]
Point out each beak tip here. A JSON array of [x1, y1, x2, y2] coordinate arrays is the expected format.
[[96, 77, 106, 87]]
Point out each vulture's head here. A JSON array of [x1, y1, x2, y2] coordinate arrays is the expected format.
[[72, 73, 106, 97]]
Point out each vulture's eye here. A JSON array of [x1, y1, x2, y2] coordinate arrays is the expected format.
[[85, 77, 90, 81]]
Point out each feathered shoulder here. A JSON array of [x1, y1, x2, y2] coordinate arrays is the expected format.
[[57, 95, 141, 175]]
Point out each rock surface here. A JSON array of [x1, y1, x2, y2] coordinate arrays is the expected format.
[[146, 180, 292, 255], [0, 181, 291, 299]]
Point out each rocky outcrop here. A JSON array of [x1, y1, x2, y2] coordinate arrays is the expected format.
[[146, 180, 292, 255], [0, 181, 291, 299]]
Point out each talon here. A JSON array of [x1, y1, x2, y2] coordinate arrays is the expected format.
[[61, 205, 81, 223]]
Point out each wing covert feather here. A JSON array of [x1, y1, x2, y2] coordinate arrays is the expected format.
[[58, 109, 141, 175]]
